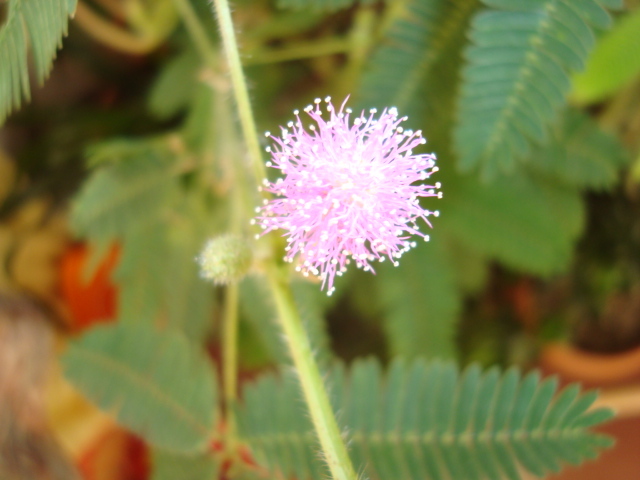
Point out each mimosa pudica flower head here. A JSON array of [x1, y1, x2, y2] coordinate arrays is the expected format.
[[253, 96, 441, 295]]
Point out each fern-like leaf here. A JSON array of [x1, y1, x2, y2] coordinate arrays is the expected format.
[[359, 0, 478, 126], [0, 0, 77, 124], [62, 323, 217, 452], [455, 0, 621, 176], [71, 138, 184, 241], [238, 359, 614, 480]]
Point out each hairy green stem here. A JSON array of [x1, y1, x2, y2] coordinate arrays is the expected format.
[[267, 266, 358, 480], [210, 0, 267, 184], [208, 2, 359, 479]]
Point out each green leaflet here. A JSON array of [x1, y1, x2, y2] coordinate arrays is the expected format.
[[115, 216, 215, 343], [526, 108, 630, 189], [71, 138, 183, 240], [358, 0, 479, 127], [162, 190, 221, 341], [237, 367, 325, 480], [151, 449, 219, 480], [62, 323, 217, 452], [116, 222, 172, 325], [148, 48, 201, 120], [74, 138, 224, 343], [237, 359, 614, 480], [377, 234, 461, 359], [0, 0, 77, 124], [455, 0, 618, 176], [440, 170, 584, 276]]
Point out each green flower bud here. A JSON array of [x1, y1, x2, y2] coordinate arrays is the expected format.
[[198, 234, 252, 285]]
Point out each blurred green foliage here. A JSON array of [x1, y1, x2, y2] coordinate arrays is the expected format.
[[2, 0, 638, 478]]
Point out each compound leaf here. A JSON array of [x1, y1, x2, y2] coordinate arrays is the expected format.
[[71, 138, 184, 241], [62, 323, 217, 452], [359, 0, 479, 127], [455, 0, 619, 176], [238, 359, 614, 480], [0, 0, 77, 124]]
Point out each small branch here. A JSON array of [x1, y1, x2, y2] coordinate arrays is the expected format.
[[74, 2, 158, 55], [242, 38, 350, 66], [92, 0, 126, 18]]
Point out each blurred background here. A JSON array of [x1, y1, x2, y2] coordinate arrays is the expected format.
[[1, 0, 640, 478]]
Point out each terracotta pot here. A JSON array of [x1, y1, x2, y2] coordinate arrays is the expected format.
[[540, 341, 640, 387], [536, 342, 640, 480]]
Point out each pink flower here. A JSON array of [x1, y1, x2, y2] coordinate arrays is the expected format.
[[254, 97, 441, 295]]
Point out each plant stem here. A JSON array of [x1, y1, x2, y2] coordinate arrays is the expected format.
[[222, 282, 240, 431], [267, 265, 358, 480], [335, 7, 376, 101], [209, 2, 359, 479], [74, 2, 159, 55], [210, 0, 267, 185]]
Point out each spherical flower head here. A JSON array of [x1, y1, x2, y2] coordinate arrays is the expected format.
[[254, 96, 441, 295], [198, 234, 253, 285]]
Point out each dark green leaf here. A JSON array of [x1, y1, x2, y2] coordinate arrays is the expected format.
[[455, 0, 618, 175], [359, 0, 478, 128], [440, 171, 584, 275]]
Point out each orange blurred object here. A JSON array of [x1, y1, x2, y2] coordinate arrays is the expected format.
[[540, 342, 640, 387], [59, 243, 120, 331], [77, 428, 149, 480]]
